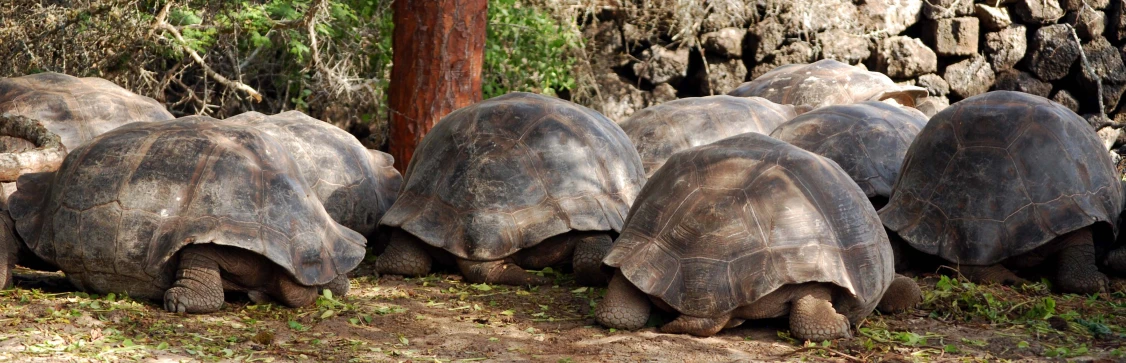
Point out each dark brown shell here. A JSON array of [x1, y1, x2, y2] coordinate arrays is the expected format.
[[224, 111, 402, 238], [620, 95, 798, 177], [379, 92, 646, 260], [605, 132, 893, 321], [7, 117, 365, 299], [0, 72, 174, 149], [879, 91, 1123, 265], [728, 59, 928, 109], [770, 101, 928, 202]]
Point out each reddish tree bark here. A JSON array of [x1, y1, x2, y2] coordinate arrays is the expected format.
[[387, 0, 487, 172]]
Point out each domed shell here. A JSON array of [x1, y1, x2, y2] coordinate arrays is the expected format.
[[728, 59, 928, 109], [224, 111, 402, 238], [605, 132, 893, 322], [620, 95, 799, 177], [770, 101, 928, 204], [879, 91, 1123, 265], [379, 92, 646, 260], [8, 117, 365, 300], [0, 72, 174, 149]]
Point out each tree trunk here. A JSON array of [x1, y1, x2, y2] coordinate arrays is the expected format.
[[387, 0, 487, 172]]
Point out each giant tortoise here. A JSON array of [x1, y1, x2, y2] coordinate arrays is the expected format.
[[224, 111, 402, 239], [595, 132, 920, 340], [728, 59, 928, 110], [375, 92, 646, 286], [619, 95, 799, 177], [770, 101, 928, 209], [0, 73, 174, 198], [0, 117, 365, 312], [879, 91, 1123, 294]]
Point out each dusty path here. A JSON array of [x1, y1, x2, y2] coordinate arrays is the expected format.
[[0, 263, 1124, 362]]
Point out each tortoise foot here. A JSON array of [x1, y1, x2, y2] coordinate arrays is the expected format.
[[374, 230, 432, 277], [595, 271, 650, 330], [321, 274, 350, 298], [1056, 229, 1107, 295], [660, 314, 730, 337], [456, 258, 551, 286], [877, 274, 922, 313], [790, 294, 851, 342], [573, 233, 613, 286], [164, 246, 224, 314]]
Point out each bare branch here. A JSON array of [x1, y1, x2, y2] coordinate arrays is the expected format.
[[156, 21, 263, 102]]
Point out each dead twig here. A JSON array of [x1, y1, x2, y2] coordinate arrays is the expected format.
[[782, 346, 864, 362], [156, 21, 263, 102]]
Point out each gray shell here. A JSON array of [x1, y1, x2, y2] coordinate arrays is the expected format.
[[879, 91, 1123, 265], [728, 59, 928, 109], [770, 101, 928, 202], [604, 132, 893, 322], [224, 111, 402, 238], [0, 72, 174, 149], [620, 95, 799, 177], [379, 92, 646, 260], [7, 117, 365, 300]]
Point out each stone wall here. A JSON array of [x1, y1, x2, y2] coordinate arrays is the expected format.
[[582, 0, 1126, 130]]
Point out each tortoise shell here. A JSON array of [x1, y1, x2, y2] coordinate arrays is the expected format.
[[0, 72, 174, 149], [619, 95, 799, 177], [770, 101, 928, 205], [727, 59, 928, 109], [224, 111, 402, 238], [604, 132, 893, 322], [7, 117, 365, 300], [879, 91, 1123, 265], [379, 92, 646, 260]]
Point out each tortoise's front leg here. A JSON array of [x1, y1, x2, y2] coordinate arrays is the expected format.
[[374, 230, 433, 277], [573, 233, 613, 286], [1054, 227, 1107, 295], [0, 209, 17, 289], [164, 245, 225, 313], [877, 274, 922, 313], [789, 285, 851, 342], [595, 271, 651, 331]]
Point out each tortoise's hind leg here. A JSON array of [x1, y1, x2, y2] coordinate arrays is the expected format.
[[457, 258, 552, 285], [164, 245, 225, 313], [877, 274, 922, 313], [1055, 227, 1107, 294], [271, 274, 319, 308], [789, 284, 851, 342], [595, 271, 650, 330], [374, 230, 432, 277]]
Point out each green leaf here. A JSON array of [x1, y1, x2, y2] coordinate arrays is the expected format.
[[944, 344, 959, 353], [320, 309, 335, 319]]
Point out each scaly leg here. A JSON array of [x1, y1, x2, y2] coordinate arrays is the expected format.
[[594, 271, 651, 330]]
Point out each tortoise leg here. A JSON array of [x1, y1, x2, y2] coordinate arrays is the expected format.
[[456, 258, 552, 285], [0, 210, 16, 289], [1054, 228, 1107, 295], [956, 264, 1028, 286], [877, 274, 922, 313], [374, 230, 432, 277], [661, 314, 732, 337], [164, 245, 225, 313], [595, 271, 651, 330], [573, 233, 613, 286], [789, 284, 851, 342], [1105, 247, 1126, 274], [321, 274, 351, 298], [270, 274, 319, 308]]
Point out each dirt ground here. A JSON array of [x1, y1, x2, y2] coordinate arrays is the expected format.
[[1, 261, 1126, 362]]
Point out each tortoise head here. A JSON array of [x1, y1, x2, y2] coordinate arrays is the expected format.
[[870, 85, 929, 109], [0, 113, 67, 182]]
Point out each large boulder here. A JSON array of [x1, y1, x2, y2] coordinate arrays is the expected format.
[[945, 55, 995, 99], [701, 28, 744, 58], [924, 17, 979, 56], [921, 0, 973, 19], [632, 45, 691, 85], [1025, 24, 1080, 81], [993, 69, 1053, 98], [975, 4, 1013, 31], [984, 25, 1028, 72], [819, 29, 872, 65], [1063, 7, 1106, 41], [1013, 0, 1066, 24], [747, 18, 785, 62], [1079, 37, 1126, 113], [858, 0, 924, 35], [878, 36, 937, 78]]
